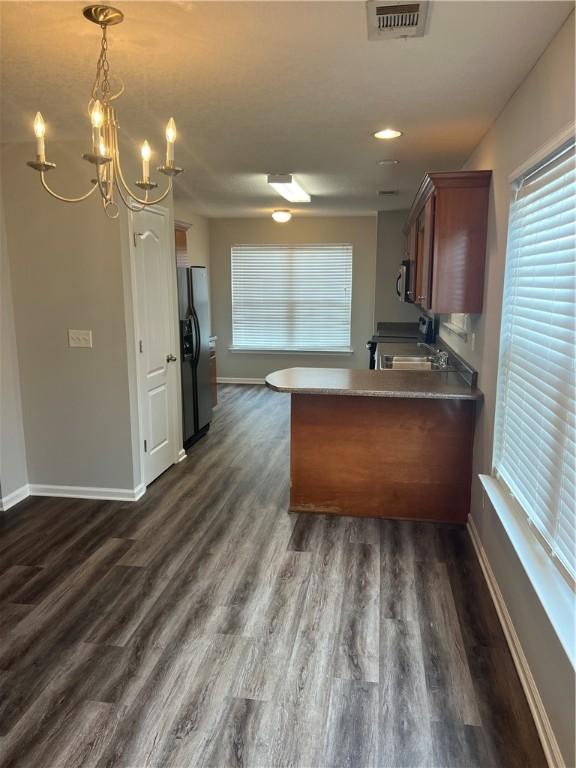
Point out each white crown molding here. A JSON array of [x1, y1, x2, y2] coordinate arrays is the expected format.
[[468, 518, 565, 768], [0, 484, 30, 511], [216, 377, 265, 385]]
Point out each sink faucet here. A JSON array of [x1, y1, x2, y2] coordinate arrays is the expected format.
[[417, 342, 450, 368]]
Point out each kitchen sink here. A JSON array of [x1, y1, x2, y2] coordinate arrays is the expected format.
[[379, 355, 457, 372]]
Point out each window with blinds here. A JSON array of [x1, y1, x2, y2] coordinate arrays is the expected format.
[[493, 137, 575, 584], [231, 244, 353, 351]]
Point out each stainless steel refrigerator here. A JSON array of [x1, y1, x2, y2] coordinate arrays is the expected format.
[[177, 266, 213, 448]]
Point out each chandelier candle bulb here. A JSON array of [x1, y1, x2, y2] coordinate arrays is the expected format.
[[90, 100, 104, 152], [33, 112, 46, 162], [141, 140, 151, 182], [165, 118, 176, 166]]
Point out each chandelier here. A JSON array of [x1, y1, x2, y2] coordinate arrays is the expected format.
[[27, 4, 183, 219]]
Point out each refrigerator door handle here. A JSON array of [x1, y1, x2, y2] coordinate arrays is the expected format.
[[192, 309, 201, 367]]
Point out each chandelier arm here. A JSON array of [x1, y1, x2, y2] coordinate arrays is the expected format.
[[114, 155, 148, 202], [113, 150, 173, 206], [113, 177, 148, 213], [40, 173, 99, 203], [96, 169, 113, 204], [137, 179, 173, 206], [116, 163, 173, 206]]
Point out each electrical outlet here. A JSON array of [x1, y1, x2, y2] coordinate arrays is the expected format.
[[68, 329, 93, 348]]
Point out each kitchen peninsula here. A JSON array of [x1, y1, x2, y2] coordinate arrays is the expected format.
[[265, 366, 482, 523]]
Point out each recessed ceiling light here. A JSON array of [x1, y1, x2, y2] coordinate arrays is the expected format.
[[267, 174, 311, 203], [374, 128, 402, 140], [378, 159, 399, 166], [272, 209, 292, 223]]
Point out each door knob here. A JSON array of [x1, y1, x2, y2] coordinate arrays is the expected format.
[[166, 353, 177, 363]]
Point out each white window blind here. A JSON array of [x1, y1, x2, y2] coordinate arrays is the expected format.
[[494, 138, 576, 583], [231, 244, 353, 352]]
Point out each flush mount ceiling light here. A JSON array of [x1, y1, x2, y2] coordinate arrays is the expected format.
[[378, 159, 399, 166], [26, 4, 183, 219], [272, 209, 292, 223], [374, 128, 403, 140], [267, 174, 311, 203]]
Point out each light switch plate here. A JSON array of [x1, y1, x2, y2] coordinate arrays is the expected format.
[[68, 329, 93, 348]]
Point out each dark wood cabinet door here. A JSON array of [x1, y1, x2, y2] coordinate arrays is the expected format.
[[430, 184, 489, 313], [415, 195, 434, 310], [406, 222, 418, 303], [405, 171, 490, 314]]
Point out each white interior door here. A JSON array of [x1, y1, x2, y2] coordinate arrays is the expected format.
[[133, 207, 179, 485]]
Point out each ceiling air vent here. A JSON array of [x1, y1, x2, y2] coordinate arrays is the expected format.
[[366, 0, 430, 40], [378, 190, 398, 196]]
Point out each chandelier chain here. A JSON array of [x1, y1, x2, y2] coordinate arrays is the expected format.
[[92, 24, 112, 104]]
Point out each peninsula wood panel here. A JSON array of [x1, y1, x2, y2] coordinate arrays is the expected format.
[[290, 394, 476, 522]]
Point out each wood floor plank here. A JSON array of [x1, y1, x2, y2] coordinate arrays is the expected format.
[[323, 678, 379, 768], [468, 645, 548, 768], [197, 696, 264, 768], [231, 551, 312, 701], [446, 558, 507, 651], [414, 560, 482, 727], [379, 618, 433, 768], [0, 642, 127, 766], [0, 566, 43, 603], [0, 385, 547, 768], [262, 570, 343, 768], [333, 541, 380, 683], [431, 721, 494, 768]]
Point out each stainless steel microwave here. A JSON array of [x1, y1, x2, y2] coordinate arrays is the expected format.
[[396, 259, 412, 302]]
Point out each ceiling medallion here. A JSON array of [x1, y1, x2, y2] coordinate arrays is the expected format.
[[26, 4, 183, 219]]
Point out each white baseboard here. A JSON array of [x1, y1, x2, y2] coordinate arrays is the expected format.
[[177, 449, 187, 463], [27, 483, 146, 503], [468, 518, 565, 768], [216, 377, 265, 385], [0, 484, 30, 511]]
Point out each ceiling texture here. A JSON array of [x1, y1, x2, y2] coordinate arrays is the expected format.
[[0, 1, 573, 216]]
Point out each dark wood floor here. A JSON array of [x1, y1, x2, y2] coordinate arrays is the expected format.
[[0, 385, 546, 768]]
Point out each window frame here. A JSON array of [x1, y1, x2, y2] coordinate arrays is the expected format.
[[229, 242, 354, 354], [491, 125, 576, 590]]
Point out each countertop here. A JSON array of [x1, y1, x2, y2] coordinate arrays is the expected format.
[[265, 367, 483, 401]]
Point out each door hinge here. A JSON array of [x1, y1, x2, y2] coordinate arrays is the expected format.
[[144, 439, 147, 453], [139, 340, 143, 354]]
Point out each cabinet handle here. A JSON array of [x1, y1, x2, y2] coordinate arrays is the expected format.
[[417, 296, 426, 302]]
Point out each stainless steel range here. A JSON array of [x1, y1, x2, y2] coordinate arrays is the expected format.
[[366, 315, 436, 369]]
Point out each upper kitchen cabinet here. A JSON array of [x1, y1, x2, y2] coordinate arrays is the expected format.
[[404, 171, 492, 314]]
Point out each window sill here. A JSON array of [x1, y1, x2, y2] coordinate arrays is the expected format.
[[479, 474, 575, 667], [228, 347, 354, 355]]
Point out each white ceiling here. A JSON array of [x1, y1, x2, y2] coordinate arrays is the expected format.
[[0, 1, 573, 216]]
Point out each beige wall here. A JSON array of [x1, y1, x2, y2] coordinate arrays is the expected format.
[[210, 216, 377, 379], [174, 200, 212, 333], [174, 201, 211, 269], [443, 13, 575, 765], [1, 141, 137, 492], [375, 210, 420, 325], [0, 170, 28, 504]]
